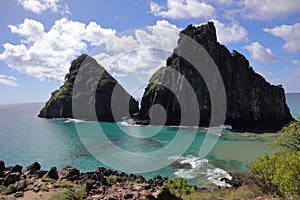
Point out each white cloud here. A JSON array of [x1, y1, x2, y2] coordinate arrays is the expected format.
[[240, 0, 300, 20], [91, 20, 180, 97], [0, 74, 19, 87], [292, 60, 300, 67], [150, 0, 215, 19], [0, 18, 116, 81], [85, 22, 116, 46], [16, 0, 70, 15], [97, 20, 179, 74], [244, 42, 279, 64], [0, 18, 179, 95], [105, 35, 139, 52], [211, 19, 248, 44], [264, 23, 300, 53], [8, 18, 45, 43]]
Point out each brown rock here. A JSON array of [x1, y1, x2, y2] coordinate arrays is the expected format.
[[3, 172, 20, 186], [123, 193, 134, 199], [11, 165, 23, 173], [34, 170, 47, 179], [14, 191, 24, 198], [24, 162, 41, 175], [58, 166, 80, 181]]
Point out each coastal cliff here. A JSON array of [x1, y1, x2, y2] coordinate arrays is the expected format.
[[138, 22, 293, 131], [38, 54, 139, 122]]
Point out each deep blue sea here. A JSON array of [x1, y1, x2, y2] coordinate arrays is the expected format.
[[0, 93, 299, 188]]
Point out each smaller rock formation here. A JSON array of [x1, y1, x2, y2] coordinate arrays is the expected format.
[[38, 54, 139, 122]]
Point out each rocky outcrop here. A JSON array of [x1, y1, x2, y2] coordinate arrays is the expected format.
[[38, 54, 139, 122], [0, 160, 181, 199], [139, 22, 293, 131]]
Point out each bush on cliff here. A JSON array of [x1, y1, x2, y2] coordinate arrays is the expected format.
[[164, 178, 193, 196], [249, 119, 300, 198]]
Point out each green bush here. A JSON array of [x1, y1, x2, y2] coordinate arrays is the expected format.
[[106, 175, 118, 184], [249, 118, 300, 199], [272, 120, 300, 152], [164, 178, 193, 196]]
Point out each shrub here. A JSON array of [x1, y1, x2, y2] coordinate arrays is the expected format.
[[272, 120, 300, 152], [249, 118, 300, 199], [106, 175, 118, 184], [164, 178, 193, 196]]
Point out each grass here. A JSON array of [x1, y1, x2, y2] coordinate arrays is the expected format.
[[177, 186, 282, 200], [50, 182, 86, 200], [41, 175, 56, 183], [0, 184, 15, 195], [53, 181, 77, 189], [49, 188, 74, 200]]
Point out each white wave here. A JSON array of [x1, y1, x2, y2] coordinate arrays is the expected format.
[[174, 169, 204, 179], [222, 125, 232, 130], [118, 119, 142, 127], [65, 118, 86, 123], [169, 155, 232, 187], [180, 155, 209, 169], [207, 168, 232, 187]]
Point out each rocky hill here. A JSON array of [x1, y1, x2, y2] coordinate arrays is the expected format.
[[38, 54, 139, 122], [138, 22, 293, 131]]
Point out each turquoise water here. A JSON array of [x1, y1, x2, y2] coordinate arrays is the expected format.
[[0, 93, 299, 187]]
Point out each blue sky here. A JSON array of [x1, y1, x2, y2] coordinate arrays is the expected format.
[[0, 0, 300, 104]]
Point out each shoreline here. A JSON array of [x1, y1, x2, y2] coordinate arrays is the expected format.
[[0, 160, 250, 200]]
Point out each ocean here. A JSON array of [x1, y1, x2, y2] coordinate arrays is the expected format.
[[0, 93, 299, 188]]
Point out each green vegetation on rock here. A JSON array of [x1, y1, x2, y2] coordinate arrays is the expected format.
[[38, 54, 139, 121]]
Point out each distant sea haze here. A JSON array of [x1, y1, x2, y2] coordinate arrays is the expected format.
[[286, 93, 300, 118], [0, 93, 299, 188]]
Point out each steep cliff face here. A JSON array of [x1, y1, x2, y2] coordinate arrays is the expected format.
[[139, 22, 293, 131], [38, 54, 139, 122]]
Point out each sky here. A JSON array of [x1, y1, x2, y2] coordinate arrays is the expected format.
[[0, 0, 300, 104]]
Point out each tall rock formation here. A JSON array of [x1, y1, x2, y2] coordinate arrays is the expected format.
[[38, 54, 139, 122], [138, 22, 293, 131]]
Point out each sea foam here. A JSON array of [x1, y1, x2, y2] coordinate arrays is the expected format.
[[169, 155, 232, 187]]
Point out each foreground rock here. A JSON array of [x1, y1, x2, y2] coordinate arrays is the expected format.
[[138, 22, 293, 131], [38, 54, 139, 122], [0, 160, 181, 200]]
